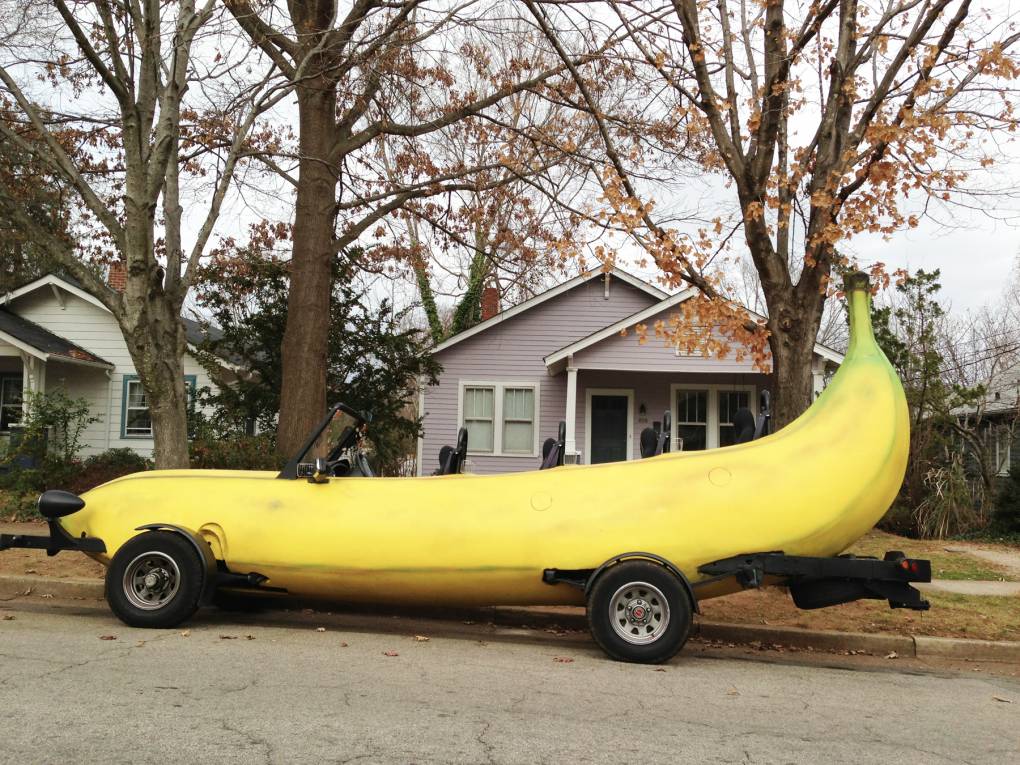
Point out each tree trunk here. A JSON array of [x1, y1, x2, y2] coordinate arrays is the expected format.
[[120, 286, 192, 469], [762, 289, 824, 430], [276, 80, 338, 458]]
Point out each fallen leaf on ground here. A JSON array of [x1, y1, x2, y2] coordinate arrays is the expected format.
[[413, 635, 430, 642], [885, 651, 898, 659], [993, 696, 1013, 703], [24, 568, 36, 574], [99, 635, 117, 641], [727, 687, 740, 696], [383, 650, 399, 657], [219, 635, 237, 640], [40, 594, 53, 599], [180, 630, 190, 638], [315, 627, 326, 633], [653, 668, 667, 672], [245, 635, 256, 641], [135, 641, 145, 647], [553, 656, 574, 663], [340, 642, 349, 647], [1, 615, 14, 621]]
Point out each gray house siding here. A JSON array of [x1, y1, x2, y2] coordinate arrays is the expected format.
[[572, 303, 769, 374], [423, 277, 658, 475]]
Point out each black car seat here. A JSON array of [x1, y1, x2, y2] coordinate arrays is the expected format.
[[754, 390, 771, 440], [437, 427, 469, 475], [539, 421, 566, 469], [732, 407, 756, 444], [639, 427, 658, 458]]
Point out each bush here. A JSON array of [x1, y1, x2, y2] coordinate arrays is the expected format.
[[993, 469, 1020, 533], [189, 434, 281, 471], [65, 449, 151, 494], [913, 458, 982, 539], [0, 488, 40, 521]]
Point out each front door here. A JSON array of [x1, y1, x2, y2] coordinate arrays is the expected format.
[[589, 392, 631, 464]]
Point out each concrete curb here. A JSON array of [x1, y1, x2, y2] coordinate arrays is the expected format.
[[3, 575, 1018, 663]]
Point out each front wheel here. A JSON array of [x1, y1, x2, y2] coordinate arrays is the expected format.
[[106, 531, 204, 629], [587, 561, 693, 664]]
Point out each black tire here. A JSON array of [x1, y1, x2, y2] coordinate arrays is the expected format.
[[587, 561, 693, 664], [106, 531, 205, 629]]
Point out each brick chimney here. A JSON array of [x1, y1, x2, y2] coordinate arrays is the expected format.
[[480, 285, 500, 321], [107, 259, 127, 292]]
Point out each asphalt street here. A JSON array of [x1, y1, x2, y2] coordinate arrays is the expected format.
[[0, 600, 1017, 765]]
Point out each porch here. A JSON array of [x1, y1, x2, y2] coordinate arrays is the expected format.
[[0, 308, 113, 457]]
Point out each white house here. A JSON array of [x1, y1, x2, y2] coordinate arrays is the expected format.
[[0, 272, 225, 460]]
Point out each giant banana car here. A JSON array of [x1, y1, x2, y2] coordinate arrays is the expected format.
[[1, 272, 931, 663]]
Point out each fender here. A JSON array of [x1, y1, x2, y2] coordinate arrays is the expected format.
[[134, 523, 218, 604], [542, 551, 699, 614]]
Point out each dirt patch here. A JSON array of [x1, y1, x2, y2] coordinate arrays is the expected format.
[[0, 522, 106, 579], [698, 587, 1020, 642]]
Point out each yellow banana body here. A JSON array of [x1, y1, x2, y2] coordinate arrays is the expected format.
[[60, 281, 908, 607]]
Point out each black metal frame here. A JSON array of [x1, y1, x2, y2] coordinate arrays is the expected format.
[[0, 519, 105, 557], [277, 402, 372, 480], [697, 550, 932, 610]]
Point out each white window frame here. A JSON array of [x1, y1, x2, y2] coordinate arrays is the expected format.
[[670, 383, 756, 450], [584, 387, 635, 464], [457, 381, 540, 457], [995, 426, 1012, 476]]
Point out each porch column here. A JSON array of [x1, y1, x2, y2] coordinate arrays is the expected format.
[[564, 358, 578, 462], [811, 357, 826, 399]]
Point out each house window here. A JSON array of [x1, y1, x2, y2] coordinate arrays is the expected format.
[[718, 390, 751, 447], [459, 382, 540, 457], [502, 387, 535, 454], [673, 384, 755, 451], [0, 375, 23, 431], [463, 386, 495, 452], [121, 375, 197, 438], [995, 427, 1012, 476], [676, 389, 708, 451]]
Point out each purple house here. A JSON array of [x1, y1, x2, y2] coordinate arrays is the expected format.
[[417, 268, 843, 475]]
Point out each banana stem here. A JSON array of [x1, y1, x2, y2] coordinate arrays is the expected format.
[[844, 273, 876, 357]]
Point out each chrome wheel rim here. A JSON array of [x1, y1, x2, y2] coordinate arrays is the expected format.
[[608, 581, 670, 645], [123, 552, 180, 611]]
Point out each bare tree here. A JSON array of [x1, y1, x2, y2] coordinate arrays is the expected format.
[[528, 0, 1020, 427], [0, 0, 283, 466]]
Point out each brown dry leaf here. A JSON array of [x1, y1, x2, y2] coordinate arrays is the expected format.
[[219, 635, 238, 640], [413, 635, 430, 642], [315, 627, 326, 633], [24, 568, 36, 574], [99, 635, 117, 641], [245, 635, 256, 641], [135, 641, 146, 647], [1, 615, 14, 621], [40, 594, 53, 599], [885, 651, 898, 659], [340, 642, 349, 648], [653, 668, 667, 672], [383, 650, 399, 657], [726, 687, 740, 696], [180, 629, 191, 638], [993, 696, 1013, 704], [553, 656, 574, 663]]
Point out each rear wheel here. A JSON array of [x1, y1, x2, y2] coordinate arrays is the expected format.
[[587, 561, 693, 664], [106, 532, 204, 629]]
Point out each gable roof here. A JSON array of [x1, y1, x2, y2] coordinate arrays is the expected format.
[[3, 273, 235, 365], [431, 267, 668, 355], [543, 288, 845, 373], [0, 307, 113, 368]]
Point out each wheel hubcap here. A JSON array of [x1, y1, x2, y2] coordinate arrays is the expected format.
[[609, 582, 670, 645], [123, 552, 181, 611]]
